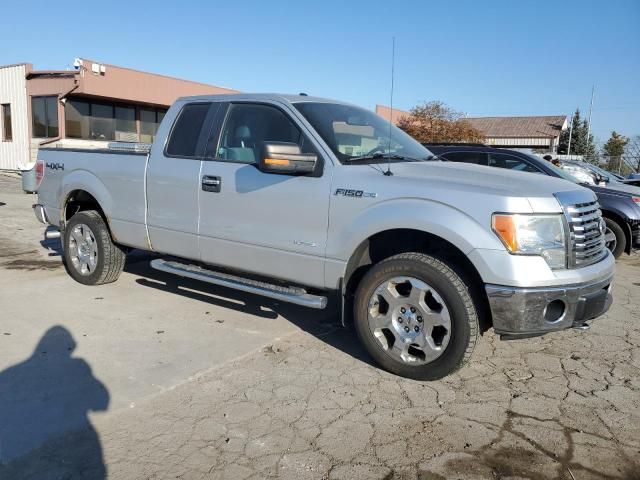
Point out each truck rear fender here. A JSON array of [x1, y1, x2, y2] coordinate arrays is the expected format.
[[59, 170, 114, 234]]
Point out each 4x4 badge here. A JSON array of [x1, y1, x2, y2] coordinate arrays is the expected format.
[[45, 162, 65, 171]]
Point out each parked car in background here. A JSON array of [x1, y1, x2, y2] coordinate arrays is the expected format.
[[560, 160, 640, 191], [557, 162, 599, 185], [568, 161, 640, 188], [30, 94, 616, 381], [425, 144, 640, 258]]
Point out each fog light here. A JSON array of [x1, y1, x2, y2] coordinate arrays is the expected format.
[[544, 299, 566, 323]]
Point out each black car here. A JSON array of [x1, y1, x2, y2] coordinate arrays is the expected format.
[[424, 144, 640, 259]]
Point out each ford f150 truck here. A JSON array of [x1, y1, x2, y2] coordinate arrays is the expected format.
[[33, 94, 615, 380]]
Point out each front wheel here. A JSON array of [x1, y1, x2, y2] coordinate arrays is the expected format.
[[63, 210, 126, 285], [353, 253, 478, 380], [603, 217, 626, 259]]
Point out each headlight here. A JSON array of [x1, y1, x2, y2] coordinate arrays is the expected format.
[[492, 214, 566, 269]]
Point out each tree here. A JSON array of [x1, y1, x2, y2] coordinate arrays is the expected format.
[[397, 101, 484, 144], [603, 131, 629, 172], [557, 109, 597, 162], [625, 135, 640, 172]]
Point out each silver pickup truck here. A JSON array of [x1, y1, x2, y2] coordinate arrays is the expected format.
[[34, 93, 614, 380]]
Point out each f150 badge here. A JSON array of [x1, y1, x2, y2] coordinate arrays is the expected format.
[[334, 188, 377, 198]]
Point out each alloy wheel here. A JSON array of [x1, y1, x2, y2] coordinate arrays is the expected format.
[[367, 276, 451, 365], [68, 223, 98, 275]]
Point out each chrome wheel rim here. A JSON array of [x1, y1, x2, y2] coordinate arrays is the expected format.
[[367, 276, 451, 365], [68, 223, 98, 276], [604, 227, 617, 252]]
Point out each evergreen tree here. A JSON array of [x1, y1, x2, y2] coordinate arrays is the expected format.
[[558, 110, 597, 162], [603, 131, 629, 172]]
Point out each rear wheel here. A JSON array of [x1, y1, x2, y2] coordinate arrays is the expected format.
[[63, 210, 126, 285], [353, 253, 478, 380], [603, 217, 626, 259]]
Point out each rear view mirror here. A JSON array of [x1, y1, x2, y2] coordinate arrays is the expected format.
[[258, 142, 317, 175]]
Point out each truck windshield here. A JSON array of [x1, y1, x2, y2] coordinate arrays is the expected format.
[[294, 102, 434, 164]]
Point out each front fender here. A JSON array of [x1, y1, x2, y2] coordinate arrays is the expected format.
[[328, 197, 503, 261], [598, 197, 640, 222]]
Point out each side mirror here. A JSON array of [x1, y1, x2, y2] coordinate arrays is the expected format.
[[258, 142, 317, 175]]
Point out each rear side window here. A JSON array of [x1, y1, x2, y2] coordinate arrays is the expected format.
[[441, 151, 488, 165], [166, 103, 211, 157], [488, 153, 540, 172]]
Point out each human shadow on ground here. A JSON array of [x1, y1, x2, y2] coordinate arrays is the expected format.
[[0, 326, 109, 479]]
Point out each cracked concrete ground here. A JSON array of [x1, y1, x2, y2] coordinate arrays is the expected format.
[[1, 175, 639, 479]]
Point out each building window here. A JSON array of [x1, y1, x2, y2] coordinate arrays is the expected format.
[[140, 108, 158, 143], [90, 103, 115, 140], [65, 99, 90, 138], [65, 98, 166, 142], [1, 104, 11, 141], [115, 105, 136, 141], [32, 96, 59, 138]]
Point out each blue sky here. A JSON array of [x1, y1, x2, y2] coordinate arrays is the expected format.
[[2, 0, 638, 143]]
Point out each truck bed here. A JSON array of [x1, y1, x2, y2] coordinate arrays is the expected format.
[[36, 143, 150, 250]]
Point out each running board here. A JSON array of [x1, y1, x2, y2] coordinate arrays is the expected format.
[[150, 259, 327, 309]]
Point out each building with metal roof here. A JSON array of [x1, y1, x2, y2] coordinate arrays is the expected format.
[[465, 115, 567, 152], [376, 105, 568, 154]]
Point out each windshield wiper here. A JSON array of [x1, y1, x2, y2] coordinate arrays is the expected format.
[[344, 152, 392, 162], [345, 153, 430, 163]]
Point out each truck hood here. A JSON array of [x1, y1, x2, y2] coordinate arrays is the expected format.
[[375, 161, 587, 198], [340, 161, 597, 216]]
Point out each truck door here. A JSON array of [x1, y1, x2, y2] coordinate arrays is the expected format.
[[146, 102, 217, 260], [197, 102, 332, 289]]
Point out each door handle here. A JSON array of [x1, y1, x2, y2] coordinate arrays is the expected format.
[[202, 175, 221, 193]]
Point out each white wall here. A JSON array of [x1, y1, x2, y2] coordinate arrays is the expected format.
[[0, 64, 30, 170]]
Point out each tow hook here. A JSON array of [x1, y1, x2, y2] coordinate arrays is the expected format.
[[572, 322, 590, 331]]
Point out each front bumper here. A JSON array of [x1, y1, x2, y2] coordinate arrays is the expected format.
[[486, 274, 614, 339]]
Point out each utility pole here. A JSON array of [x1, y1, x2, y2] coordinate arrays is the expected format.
[[567, 115, 574, 156], [586, 85, 595, 141]]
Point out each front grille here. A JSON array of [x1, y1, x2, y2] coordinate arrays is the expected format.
[[565, 201, 607, 267]]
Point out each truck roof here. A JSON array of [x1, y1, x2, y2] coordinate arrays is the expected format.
[[175, 92, 355, 106]]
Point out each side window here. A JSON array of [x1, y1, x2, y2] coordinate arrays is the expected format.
[[166, 103, 211, 158], [441, 151, 488, 165], [216, 103, 314, 164], [488, 153, 540, 173]]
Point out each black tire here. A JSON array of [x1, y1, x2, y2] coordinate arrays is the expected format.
[[63, 210, 126, 285], [353, 253, 478, 381], [603, 217, 626, 259]]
